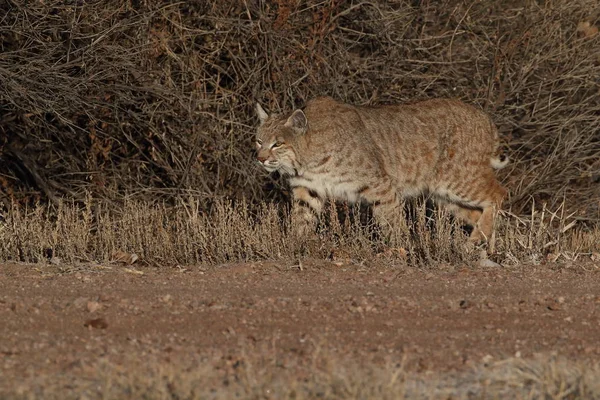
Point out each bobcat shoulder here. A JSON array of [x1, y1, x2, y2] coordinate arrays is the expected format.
[[254, 96, 507, 242]]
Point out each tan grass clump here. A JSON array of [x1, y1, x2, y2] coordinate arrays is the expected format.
[[0, 198, 597, 266], [2, 350, 599, 400]]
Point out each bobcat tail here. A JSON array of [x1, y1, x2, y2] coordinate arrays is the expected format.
[[490, 154, 509, 170]]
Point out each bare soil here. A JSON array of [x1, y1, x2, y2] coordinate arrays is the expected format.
[[1, 259, 600, 397]]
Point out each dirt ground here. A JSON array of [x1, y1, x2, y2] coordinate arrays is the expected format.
[[1, 259, 600, 398]]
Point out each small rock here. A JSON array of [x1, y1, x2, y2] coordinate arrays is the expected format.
[[160, 294, 173, 304], [73, 297, 88, 309], [482, 354, 494, 365], [485, 301, 496, 309], [84, 318, 108, 329], [87, 301, 101, 313], [459, 299, 473, 309], [479, 258, 502, 268]]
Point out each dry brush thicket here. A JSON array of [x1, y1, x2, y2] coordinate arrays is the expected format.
[[1, 0, 599, 264]]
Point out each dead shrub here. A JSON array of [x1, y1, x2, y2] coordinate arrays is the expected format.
[[0, 0, 598, 227]]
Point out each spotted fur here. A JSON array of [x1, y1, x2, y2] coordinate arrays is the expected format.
[[255, 97, 507, 242]]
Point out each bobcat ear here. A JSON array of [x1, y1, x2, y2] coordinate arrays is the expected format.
[[256, 103, 269, 125], [284, 109, 308, 135]]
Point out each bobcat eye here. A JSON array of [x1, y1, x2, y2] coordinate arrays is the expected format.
[[271, 141, 284, 149], [255, 140, 262, 149]]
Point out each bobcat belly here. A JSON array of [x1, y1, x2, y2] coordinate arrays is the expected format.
[[290, 173, 362, 203]]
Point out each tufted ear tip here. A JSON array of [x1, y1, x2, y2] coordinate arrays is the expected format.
[[284, 109, 307, 134], [256, 103, 269, 124]]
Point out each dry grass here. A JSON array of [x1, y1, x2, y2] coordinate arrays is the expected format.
[[1, 0, 599, 226], [0, 198, 597, 266], [2, 350, 599, 400]]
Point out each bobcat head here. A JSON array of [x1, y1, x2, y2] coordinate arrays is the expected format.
[[254, 103, 307, 176]]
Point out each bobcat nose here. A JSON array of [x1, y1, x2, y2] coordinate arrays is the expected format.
[[257, 155, 267, 163]]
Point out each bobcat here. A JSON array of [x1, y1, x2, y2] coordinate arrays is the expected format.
[[254, 96, 507, 242]]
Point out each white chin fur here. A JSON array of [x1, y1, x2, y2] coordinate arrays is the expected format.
[[262, 161, 295, 175]]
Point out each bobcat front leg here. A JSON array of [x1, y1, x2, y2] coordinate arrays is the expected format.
[[291, 186, 324, 237]]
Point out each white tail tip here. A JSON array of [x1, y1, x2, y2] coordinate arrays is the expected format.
[[490, 155, 509, 169]]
